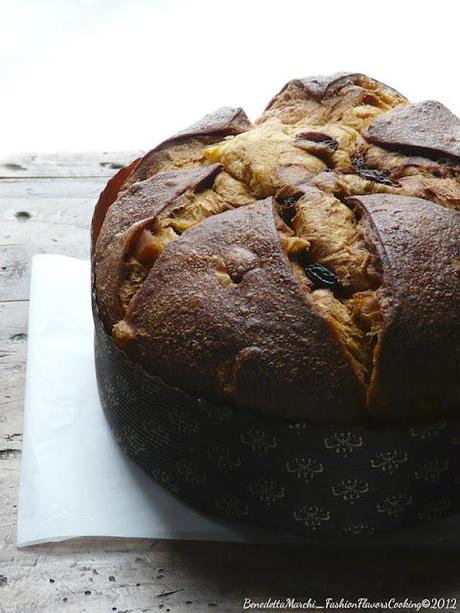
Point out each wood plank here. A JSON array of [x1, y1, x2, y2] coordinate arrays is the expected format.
[[0, 246, 31, 302], [0, 151, 142, 179], [0, 179, 103, 302], [0, 176, 107, 199], [2, 535, 460, 611], [0, 226, 91, 302], [0, 301, 27, 453]]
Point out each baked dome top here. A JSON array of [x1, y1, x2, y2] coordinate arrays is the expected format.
[[93, 73, 460, 424]]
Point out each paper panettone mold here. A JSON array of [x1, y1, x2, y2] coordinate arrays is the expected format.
[[91, 73, 460, 536], [93, 310, 460, 537]]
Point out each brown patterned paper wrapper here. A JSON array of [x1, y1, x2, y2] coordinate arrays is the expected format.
[[92, 296, 460, 538]]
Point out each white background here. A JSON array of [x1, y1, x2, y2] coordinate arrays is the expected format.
[[1, 0, 459, 155]]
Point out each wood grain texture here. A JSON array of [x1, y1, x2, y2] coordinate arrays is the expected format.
[[1, 152, 460, 613], [0, 152, 143, 179]]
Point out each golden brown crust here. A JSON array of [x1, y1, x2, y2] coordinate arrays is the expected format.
[[93, 72, 460, 424], [113, 199, 366, 422], [90, 107, 250, 246], [265, 72, 407, 109], [348, 194, 460, 419], [260, 73, 407, 127], [124, 107, 251, 186], [94, 164, 222, 327], [91, 157, 141, 255], [364, 101, 460, 161]]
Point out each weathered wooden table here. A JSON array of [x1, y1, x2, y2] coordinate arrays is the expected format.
[[1, 153, 460, 613]]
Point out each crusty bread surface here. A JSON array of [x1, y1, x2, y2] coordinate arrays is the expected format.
[[93, 73, 460, 423]]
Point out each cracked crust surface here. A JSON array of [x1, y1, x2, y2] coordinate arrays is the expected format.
[[93, 73, 460, 424]]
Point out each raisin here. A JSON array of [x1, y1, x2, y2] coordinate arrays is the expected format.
[[305, 264, 340, 289], [352, 154, 395, 186], [296, 131, 338, 151], [278, 196, 298, 224]]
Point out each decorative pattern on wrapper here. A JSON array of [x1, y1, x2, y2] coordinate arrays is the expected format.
[[93, 301, 460, 538]]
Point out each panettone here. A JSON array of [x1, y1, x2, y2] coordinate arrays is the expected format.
[[93, 72, 459, 425], [91, 73, 460, 537]]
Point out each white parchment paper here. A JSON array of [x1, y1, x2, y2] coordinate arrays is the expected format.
[[17, 255, 457, 547], [17, 255, 277, 547]]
